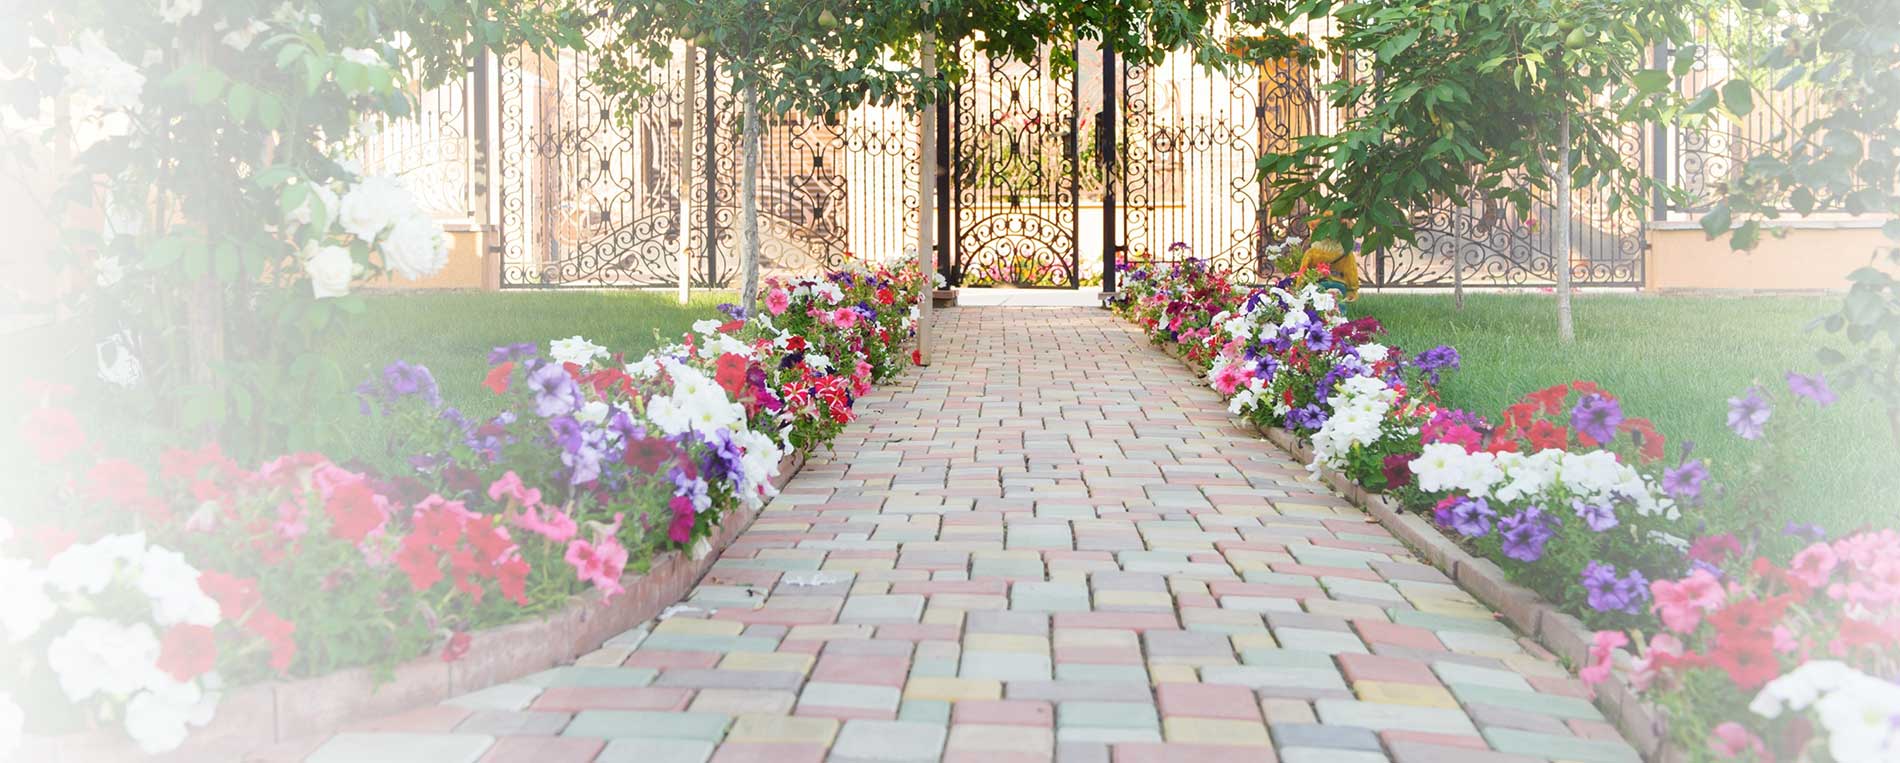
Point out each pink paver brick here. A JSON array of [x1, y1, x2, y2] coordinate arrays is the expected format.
[[1155, 683, 1262, 721], [812, 654, 911, 687], [479, 736, 604, 763], [1380, 730, 1491, 749], [952, 700, 1055, 727], [1353, 619, 1447, 651], [347, 704, 472, 732], [1337, 653, 1442, 685]]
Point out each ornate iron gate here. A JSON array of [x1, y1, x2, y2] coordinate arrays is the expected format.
[[493, 40, 917, 289], [946, 43, 1082, 289]]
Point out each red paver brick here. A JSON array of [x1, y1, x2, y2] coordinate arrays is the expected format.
[[1112, 742, 1276, 763], [812, 654, 911, 687], [1353, 619, 1446, 651]]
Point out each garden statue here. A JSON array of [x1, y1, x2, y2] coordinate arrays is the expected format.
[[1298, 239, 1362, 300]]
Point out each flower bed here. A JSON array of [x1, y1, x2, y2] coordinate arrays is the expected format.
[[3, 263, 921, 757], [1112, 259, 1897, 760]]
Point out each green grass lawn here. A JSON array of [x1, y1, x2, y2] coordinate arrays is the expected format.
[[1352, 292, 1899, 533], [315, 289, 732, 462]]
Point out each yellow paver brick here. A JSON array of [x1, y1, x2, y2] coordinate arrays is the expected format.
[[903, 676, 1003, 702], [965, 633, 1050, 654], [726, 713, 839, 745], [653, 618, 744, 637], [719, 652, 814, 674], [1148, 664, 1199, 684], [1355, 681, 1459, 708], [1162, 717, 1271, 746]]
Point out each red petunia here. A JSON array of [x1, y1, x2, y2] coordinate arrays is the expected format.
[[157, 624, 219, 681], [321, 474, 389, 545], [1618, 417, 1666, 462], [83, 458, 169, 521], [483, 361, 515, 395], [623, 436, 675, 474], [1524, 420, 1569, 451], [714, 353, 749, 397], [1710, 633, 1781, 689], [787, 335, 808, 352], [668, 496, 696, 543], [496, 557, 531, 605], [243, 608, 298, 672], [396, 536, 445, 591], [198, 570, 262, 620]]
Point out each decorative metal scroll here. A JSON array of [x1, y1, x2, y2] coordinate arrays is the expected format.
[[948, 43, 1081, 289], [1114, 50, 1268, 283], [493, 37, 919, 289], [356, 78, 474, 220]]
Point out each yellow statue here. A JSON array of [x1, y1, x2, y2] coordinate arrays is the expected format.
[[1297, 240, 1361, 301]]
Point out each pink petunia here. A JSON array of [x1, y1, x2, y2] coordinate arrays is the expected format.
[[1580, 630, 1627, 686], [1787, 541, 1838, 589], [1651, 569, 1726, 633], [766, 289, 791, 316], [1707, 722, 1767, 760]]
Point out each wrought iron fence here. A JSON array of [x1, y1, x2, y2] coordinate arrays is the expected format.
[[355, 75, 477, 220]]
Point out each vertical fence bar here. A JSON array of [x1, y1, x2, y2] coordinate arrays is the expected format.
[[472, 50, 497, 291], [1100, 42, 1119, 295], [702, 51, 719, 287], [678, 43, 698, 302]]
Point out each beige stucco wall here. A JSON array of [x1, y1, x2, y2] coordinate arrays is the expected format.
[[1646, 221, 1893, 292]]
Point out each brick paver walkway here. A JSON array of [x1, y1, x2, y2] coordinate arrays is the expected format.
[[299, 307, 1639, 763]]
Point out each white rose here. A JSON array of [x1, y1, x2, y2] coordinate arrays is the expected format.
[[55, 31, 145, 113], [218, 19, 269, 51], [288, 182, 338, 228], [381, 214, 448, 280], [304, 245, 353, 299], [0, 693, 20, 760], [337, 175, 412, 241]]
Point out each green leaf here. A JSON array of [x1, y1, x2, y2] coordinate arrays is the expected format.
[[1632, 70, 1671, 95], [1684, 86, 1719, 114], [1700, 202, 1732, 238], [1845, 287, 1885, 326], [228, 84, 255, 122], [1722, 79, 1754, 116]]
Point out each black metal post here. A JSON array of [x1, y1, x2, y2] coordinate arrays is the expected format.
[[1101, 42, 1119, 295], [936, 95, 952, 282], [702, 51, 719, 287]]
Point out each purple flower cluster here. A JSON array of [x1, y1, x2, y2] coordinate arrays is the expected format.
[[1435, 496, 1496, 538], [1410, 345, 1461, 386], [1661, 458, 1709, 504], [1726, 386, 1772, 440], [1571, 497, 1619, 533], [528, 363, 582, 418], [1569, 394, 1623, 445], [1580, 561, 1650, 614], [1285, 404, 1328, 431], [1785, 371, 1836, 407], [356, 360, 442, 415], [1498, 506, 1555, 562]]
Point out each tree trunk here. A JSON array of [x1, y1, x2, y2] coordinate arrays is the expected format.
[[1553, 112, 1575, 343], [740, 82, 762, 315]]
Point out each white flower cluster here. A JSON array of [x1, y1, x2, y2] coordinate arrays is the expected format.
[[644, 359, 747, 442], [6, 533, 222, 754], [792, 280, 846, 305], [1409, 443, 1678, 520], [1310, 375, 1400, 471], [1751, 661, 1900, 762], [692, 320, 756, 360], [549, 335, 610, 366], [53, 30, 145, 133]]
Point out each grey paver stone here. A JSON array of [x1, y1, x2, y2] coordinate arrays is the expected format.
[[831, 720, 948, 761], [596, 738, 716, 763], [561, 711, 731, 741], [307, 733, 493, 763]]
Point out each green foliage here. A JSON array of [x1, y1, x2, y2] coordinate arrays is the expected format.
[[1698, 0, 1900, 447], [1, 1, 586, 460], [1244, 0, 1697, 253]]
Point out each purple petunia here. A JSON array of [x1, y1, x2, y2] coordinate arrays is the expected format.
[[1569, 394, 1623, 445], [1785, 371, 1837, 407], [1571, 498, 1619, 533], [527, 363, 582, 418], [1783, 521, 1828, 541], [1661, 458, 1709, 504], [488, 343, 536, 366], [1498, 507, 1555, 562], [1411, 345, 1462, 386], [1581, 561, 1650, 615], [1726, 386, 1772, 441], [1285, 403, 1329, 431], [1446, 496, 1497, 538]]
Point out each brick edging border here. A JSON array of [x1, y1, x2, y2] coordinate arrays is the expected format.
[[1150, 338, 1677, 762], [31, 450, 810, 763]]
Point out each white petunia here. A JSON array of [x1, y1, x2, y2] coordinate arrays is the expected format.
[[549, 335, 608, 367], [46, 617, 161, 702], [692, 319, 722, 335], [137, 546, 220, 627], [0, 558, 53, 642], [0, 693, 19, 760], [1355, 343, 1390, 363]]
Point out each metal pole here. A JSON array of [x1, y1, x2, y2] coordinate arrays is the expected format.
[[678, 43, 697, 304], [472, 51, 498, 291], [703, 52, 719, 287], [917, 31, 938, 367]]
